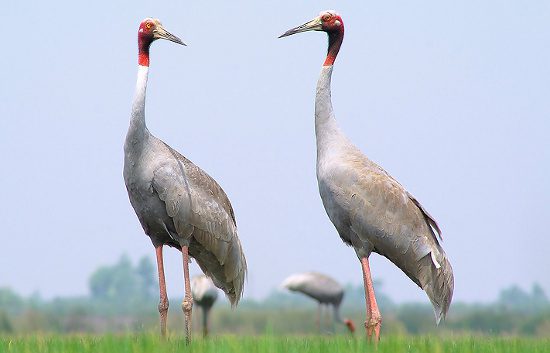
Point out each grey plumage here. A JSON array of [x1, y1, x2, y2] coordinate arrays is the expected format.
[[279, 11, 453, 339], [192, 275, 218, 336], [315, 66, 454, 324], [282, 272, 344, 306], [192, 275, 219, 308], [282, 272, 355, 332], [123, 60, 246, 308]]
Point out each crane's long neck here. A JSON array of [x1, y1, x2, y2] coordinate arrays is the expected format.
[[315, 25, 348, 160], [324, 30, 343, 67], [126, 65, 150, 149], [315, 66, 348, 159], [125, 32, 154, 154]]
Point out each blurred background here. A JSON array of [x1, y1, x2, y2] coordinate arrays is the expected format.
[[1, 0, 549, 335], [0, 255, 549, 335]]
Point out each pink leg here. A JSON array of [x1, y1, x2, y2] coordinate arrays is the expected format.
[[181, 246, 193, 344], [155, 245, 169, 337], [360, 257, 382, 341]]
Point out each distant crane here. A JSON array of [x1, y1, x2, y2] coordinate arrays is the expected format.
[[191, 275, 219, 337], [279, 11, 454, 341], [282, 272, 355, 334], [124, 18, 247, 343]]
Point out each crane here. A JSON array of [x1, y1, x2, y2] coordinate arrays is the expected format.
[[123, 18, 247, 343], [282, 272, 355, 334], [191, 275, 219, 337], [279, 11, 454, 341]]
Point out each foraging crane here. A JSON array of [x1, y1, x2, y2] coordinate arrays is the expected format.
[[279, 11, 454, 341], [123, 18, 247, 343], [282, 272, 355, 334], [191, 275, 219, 337]]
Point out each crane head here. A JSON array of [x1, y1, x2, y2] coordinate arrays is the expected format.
[[138, 18, 186, 46], [278, 10, 343, 38], [344, 318, 356, 333]]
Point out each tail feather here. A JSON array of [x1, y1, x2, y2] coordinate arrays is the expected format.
[[190, 235, 247, 307], [417, 250, 454, 324], [225, 237, 247, 307]]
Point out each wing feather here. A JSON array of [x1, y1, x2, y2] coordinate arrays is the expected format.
[[344, 156, 442, 248], [151, 153, 237, 243], [332, 154, 453, 321], [151, 146, 246, 304], [152, 164, 194, 237]]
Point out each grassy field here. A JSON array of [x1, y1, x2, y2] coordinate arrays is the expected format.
[[1, 334, 549, 353]]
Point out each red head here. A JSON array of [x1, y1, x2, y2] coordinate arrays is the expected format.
[[137, 18, 185, 67], [279, 10, 345, 66], [344, 318, 356, 333], [319, 11, 344, 34]]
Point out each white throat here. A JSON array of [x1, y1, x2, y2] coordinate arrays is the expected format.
[[315, 66, 348, 161], [133, 65, 149, 115], [125, 65, 150, 155]]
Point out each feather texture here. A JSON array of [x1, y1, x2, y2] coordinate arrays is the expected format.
[[282, 272, 344, 305], [315, 66, 453, 322], [124, 65, 246, 307]]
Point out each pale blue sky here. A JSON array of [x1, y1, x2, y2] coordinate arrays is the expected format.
[[1, 1, 549, 304]]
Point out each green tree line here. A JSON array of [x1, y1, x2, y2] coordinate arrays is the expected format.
[[0, 255, 549, 336]]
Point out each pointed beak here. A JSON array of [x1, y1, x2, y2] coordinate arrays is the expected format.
[[278, 16, 323, 38], [154, 26, 186, 46]]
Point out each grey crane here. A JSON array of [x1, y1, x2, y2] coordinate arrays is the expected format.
[[279, 11, 454, 341], [191, 275, 219, 337], [123, 18, 247, 343], [282, 272, 355, 334]]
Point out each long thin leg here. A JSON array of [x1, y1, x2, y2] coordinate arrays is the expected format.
[[202, 307, 209, 337], [320, 304, 326, 333], [330, 304, 336, 334], [360, 257, 382, 341], [181, 246, 193, 344], [155, 245, 169, 337], [325, 304, 332, 334], [316, 302, 321, 333]]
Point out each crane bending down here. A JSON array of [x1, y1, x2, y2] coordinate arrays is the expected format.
[[191, 275, 219, 337], [124, 18, 247, 343], [279, 11, 454, 341], [282, 272, 355, 334]]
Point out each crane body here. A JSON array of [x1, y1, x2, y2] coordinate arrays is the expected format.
[[280, 11, 454, 341], [282, 272, 355, 333], [124, 18, 246, 343]]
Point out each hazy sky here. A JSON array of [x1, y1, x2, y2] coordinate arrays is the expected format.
[[1, 1, 548, 305]]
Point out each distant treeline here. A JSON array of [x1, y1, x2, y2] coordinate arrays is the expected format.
[[1, 255, 549, 336]]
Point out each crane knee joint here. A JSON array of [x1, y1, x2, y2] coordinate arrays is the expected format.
[[158, 300, 169, 313], [182, 298, 193, 313], [365, 315, 382, 329]]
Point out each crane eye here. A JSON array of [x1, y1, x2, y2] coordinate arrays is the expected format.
[[146, 22, 152, 30], [322, 14, 331, 22]]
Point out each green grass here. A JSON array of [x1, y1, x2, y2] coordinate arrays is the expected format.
[[1, 334, 549, 353]]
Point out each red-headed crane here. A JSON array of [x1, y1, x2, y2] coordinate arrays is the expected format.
[[279, 11, 454, 341], [123, 18, 246, 343]]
